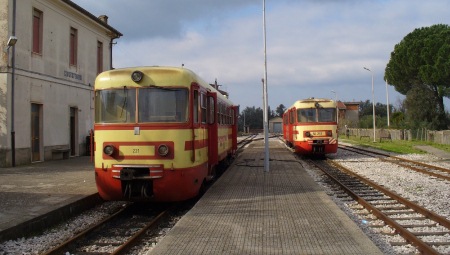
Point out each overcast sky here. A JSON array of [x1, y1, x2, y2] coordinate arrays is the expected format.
[[73, 0, 450, 111]]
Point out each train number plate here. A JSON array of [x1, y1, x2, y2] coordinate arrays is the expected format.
[[310, 131, 325, 136], [119, 146, 155, 156]]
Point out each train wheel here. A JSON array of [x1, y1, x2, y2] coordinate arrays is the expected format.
[[198, 179, 208, 197]]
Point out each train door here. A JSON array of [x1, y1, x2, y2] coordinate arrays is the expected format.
[[231, 105, 239, 151], [283, 113, 288, 140], [207, 92, 218, 175], [288, 108, 295, 143]]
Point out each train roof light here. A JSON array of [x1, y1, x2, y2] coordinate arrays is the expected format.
[[131, 71, 144, 82]]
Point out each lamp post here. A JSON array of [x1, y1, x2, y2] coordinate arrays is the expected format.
[[243, 111, 246, 133], [385, 80, 390, 127], [331, 90, 338, 124], [262, 0, 269, 172], [363, 67, 376, 142]]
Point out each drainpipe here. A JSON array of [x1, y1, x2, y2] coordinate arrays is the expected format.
[[109, 38, 115, 69], [11, 0, 17, 167], [109, 35, 120, 69]]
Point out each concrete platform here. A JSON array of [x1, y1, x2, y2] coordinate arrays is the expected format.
[[0, 156, 99, 242], [150, 138, 383, 254]]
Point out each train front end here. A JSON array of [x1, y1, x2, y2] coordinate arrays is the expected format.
[[93, 67, 209, 202], [284, 98, 338, 155]]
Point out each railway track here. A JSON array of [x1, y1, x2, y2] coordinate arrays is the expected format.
[[339, 144, 450, 182], [237, 134, 281, 148], [42, 203, 173, 255], [308, 158, 450, 254]]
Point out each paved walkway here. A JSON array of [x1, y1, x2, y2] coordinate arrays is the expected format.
[[0, 156, 98, 241], [149, 139, 383, 254]]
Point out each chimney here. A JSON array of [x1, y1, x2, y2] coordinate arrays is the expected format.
[[98, 15, 108, 24]]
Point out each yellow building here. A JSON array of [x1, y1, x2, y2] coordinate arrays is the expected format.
[[0, 0, 122, 166]]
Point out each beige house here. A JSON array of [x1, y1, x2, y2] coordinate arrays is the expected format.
[[0, 0, 122, 166]]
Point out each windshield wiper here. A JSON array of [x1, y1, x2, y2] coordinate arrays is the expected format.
[[148, 85, 179, 91], [120, 86, 128, 120]]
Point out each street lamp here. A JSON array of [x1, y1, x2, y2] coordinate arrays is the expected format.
[[5, 35, 18, 167], [9, 0, 17, 167], [4, 36, 17, 52], [385, 80, 390, 127], [363, 67, 376, 142], [331, 90, 338, 124], [262, 0, 269, 172]]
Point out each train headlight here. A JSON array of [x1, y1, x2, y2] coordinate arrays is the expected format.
[[131, 71, 144, 82], [103, 145, 115, 156], [327, 131, 332, 136], [305, 131, 311, 137], [158, 144, 169, 157]]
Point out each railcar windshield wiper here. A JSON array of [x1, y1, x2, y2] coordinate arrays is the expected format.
[[120, 86, 128, 120], [148, 85, 180, 91]]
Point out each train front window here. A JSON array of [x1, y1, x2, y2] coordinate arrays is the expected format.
[[95, 88, 136, 123], [318, 108, 336, 122], [138, 87, 188, 123], [298, 109, 316, 123], [297, 108, 336, 123]]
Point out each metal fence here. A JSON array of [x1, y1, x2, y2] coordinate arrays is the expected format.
[[344, 128, 450, 145]]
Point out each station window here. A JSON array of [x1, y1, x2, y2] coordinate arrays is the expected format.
[[69, 27, 78, 66], [32, 8, 43, 54]]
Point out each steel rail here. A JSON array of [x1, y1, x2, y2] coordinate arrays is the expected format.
[[311, 159, 445, 255], [339, 145, 450, 181], [328, 160, 450, 229], [112, 209, 169, 255], [42, 204, 131, 255]]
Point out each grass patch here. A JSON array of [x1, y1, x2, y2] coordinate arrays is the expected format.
[[339, 136, 450, 154]]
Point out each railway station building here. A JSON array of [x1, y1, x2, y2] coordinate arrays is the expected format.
[[0, 0, 122, 167]]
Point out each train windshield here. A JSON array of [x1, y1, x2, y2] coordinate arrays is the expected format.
[[95, 88, 136, 123], [95, 87, 188, 123], [138, 87, 188, 123], [297, 108, 336, 123]]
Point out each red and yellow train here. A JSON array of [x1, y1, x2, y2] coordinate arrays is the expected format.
[[283, 98, 338, 155], [93, 66, 238, 202]]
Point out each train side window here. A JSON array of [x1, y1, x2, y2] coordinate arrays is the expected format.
[[289, 110, 294, 124], [225, 107, 229, 125], [201, 93, 207, 124], [219, 103, 222, 125], [193, 90, 199, 124], [230, 108, 235, 125], [208, 96, 215, 124]]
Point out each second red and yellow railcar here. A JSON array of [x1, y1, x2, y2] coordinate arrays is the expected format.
[[283, 98, 338, 155], [93, 66, 237, 202]]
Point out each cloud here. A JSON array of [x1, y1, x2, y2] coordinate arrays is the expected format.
[[73, 0, 450, 110], [73, 0, 261, 39]]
